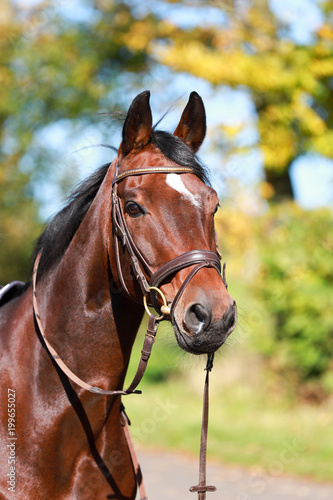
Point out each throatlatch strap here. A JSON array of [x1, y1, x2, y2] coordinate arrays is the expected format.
[[190, 354, 217, 499]]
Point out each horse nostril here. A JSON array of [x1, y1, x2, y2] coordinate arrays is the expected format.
[[223, 302, 236, 331], [183, 303, 211, 335]]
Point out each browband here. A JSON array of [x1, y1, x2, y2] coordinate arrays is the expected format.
[[113, 166, 194, 184]]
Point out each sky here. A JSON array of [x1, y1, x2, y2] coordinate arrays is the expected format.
[[13, 0, 333, 218]]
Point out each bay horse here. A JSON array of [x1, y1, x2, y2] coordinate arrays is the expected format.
[[0, 91, 236, 499]]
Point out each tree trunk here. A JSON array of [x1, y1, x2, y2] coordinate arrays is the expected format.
[[265, 168, 294, 202]]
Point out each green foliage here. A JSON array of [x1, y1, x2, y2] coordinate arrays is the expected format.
[[218, 203, 333, 397], [255, 204, 333, 395]]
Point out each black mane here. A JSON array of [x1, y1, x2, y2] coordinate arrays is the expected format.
[[32, 163, 110, 277], [33, 129, 210, 276]]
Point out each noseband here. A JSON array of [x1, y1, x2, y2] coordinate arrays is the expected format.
[[111, 163, 227, 320]]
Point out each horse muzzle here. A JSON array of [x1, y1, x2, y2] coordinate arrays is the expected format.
[[147, 250, 237, 355], [172, 297, 237, 355]]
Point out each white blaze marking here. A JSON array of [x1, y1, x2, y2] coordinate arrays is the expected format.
[[166, 174, 201, 207]]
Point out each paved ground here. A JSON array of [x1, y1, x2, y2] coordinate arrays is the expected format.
[[137, 450, 333, 500]]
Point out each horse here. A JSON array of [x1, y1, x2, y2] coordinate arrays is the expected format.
[[0, 91, 237, 499]]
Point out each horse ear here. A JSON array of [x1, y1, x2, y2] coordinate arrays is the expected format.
[[174, 91, 206, 152], [121, 91, 153, 156]]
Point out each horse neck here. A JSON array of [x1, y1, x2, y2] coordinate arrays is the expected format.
[[36, 166, 144, 396]]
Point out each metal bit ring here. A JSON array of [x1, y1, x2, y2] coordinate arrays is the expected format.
[[143, 286, 170, 320]]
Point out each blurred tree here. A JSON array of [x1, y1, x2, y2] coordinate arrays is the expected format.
[[0, 0, 154, 281], [1, 0, 333, 282], [146, 0, 333, 201]]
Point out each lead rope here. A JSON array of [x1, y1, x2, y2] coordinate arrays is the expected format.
[[190, 353, 217, 499]]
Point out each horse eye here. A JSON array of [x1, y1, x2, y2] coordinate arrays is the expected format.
[[126, 202, 144, 218], [213, 204, 220, 216]]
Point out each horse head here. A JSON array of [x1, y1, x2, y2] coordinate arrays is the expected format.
[[110, 90, 237, 355]]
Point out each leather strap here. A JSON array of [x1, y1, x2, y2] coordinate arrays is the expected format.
[[150, 250, 221, 289], [33, 250, 160, 396], [151, 250, 221, 314], [113, 166, 194, 184], [125, 314, 158, 394], [111, 163, 222, 498], [190, 354, 217, 499], [112, 187, 151, 298], [111, 164, 198, 303], [121, 408, 147, 500]]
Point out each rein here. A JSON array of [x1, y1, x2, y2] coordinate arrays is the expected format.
[[32, 163, 228, 500]]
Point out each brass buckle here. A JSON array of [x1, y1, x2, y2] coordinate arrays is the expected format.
[[143, 286, 170, 321]]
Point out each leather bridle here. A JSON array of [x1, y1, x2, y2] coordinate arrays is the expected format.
[[32, 162, 228, 500], [112, 163, 227, 500], [111, 162, 227, 316]]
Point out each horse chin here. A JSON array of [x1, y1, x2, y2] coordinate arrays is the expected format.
[[172, 321, 225, 355]]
